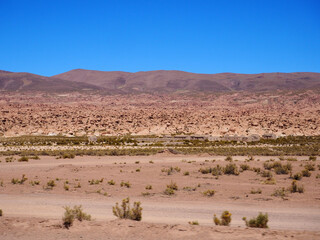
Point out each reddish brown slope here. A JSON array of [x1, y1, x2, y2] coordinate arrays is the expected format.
[[53, 69, 320, 92], [0, 71, 102, 91]]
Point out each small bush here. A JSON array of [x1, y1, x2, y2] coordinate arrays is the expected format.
[[240, 164, 250, 171], [183, 171, 190, 176], [225, 156, 233, 162], [30, 180, 40, 186], [214, 211, 232, 226], [262, 177, 276, 185], [64, 183, 69, 191], [272, 187, 287, 198], [47, 180, 56, 188], [108, 180, 116, 185], [304, 163, 315, 171], [145, 185, 152, 190], [301, 169, 311, 177], [250, 188, 262, 194], [292, 172, 302, 180], [242, 213, 268, 228], [203, 189, 215, 197], [167, 181, 178, 190], [224, 163, 239, 175], [11, 174, 27, 184], [261, 170, 273, 178], [120, 181, 131, 188], [112, 197, 142, 221], [62, 153, 75, 159], [309, 156, 317, 161], [164, 187, 175, 195], [289, 180, 304, 193], [253, 167, 261, 173], [0, 209, 2, 216], [162, 166, 181, 175], [18, 156, 29, 162], [188, 220, 199, 225], [62, 205, 91, 228]]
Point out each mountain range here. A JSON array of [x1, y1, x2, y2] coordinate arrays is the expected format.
[[1, 69, 320, 93]]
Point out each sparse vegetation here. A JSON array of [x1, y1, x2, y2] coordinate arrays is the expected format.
[[301, 169, 311, 177], [223, 163, 239, 175], [108, 180, 116, 185], [272, 187, 287, 198], [62, 205, 91, 228], [203, 189, 215, 197], [214, 211, 232, 226], [11, 174, 27, 184], [250, 188, 262, 194], [18, 156, 29, 162], [242, 213, 268, 228], [188, 220, 199, 225], [289, 180, 304, 193], [112, 197, 142, 221], [240, 164, 250, 171], [145, 185, 152, 190], [120, 181, 131, 188]]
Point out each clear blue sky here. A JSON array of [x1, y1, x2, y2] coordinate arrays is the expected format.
[[0, 0, 319, 76]]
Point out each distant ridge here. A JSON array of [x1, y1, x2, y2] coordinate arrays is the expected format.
[[1, 69, 320, 93], [54, 69, 320, 93], [0, 71, 102, 91]]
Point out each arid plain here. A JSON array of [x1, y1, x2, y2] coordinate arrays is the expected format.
[[1, 71, 320, 239]]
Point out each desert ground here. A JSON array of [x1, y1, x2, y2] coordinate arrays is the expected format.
[[1, 91, 319, 137], [0, 154, 319, 239]]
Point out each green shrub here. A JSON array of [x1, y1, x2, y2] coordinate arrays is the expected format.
[[120, 181, 131, 188], [262, 177, 276, 185], [203, 189, 215, 197], [214, 211, 232, 226], [62, 153, 75, 159], [253, 167, 261, 173], [240, 164, 250, 171], [164, 187, 175, 195], [212, 165, 223, 176], [304, 163, 315, 171], [292, 172, 302, 180], [11, 174, 27, 184], [47, 180, 56, 188], [250, 188, 262, 194], [272, 187, 287, 198], [64, 183, 69, 191], [242, 213, 268, 228], [112, 197, 142, 221], [225, 156, 233, 162], [167, 181, 178, 190], [224, 163, 239, 175], [162, 166, 180, 175], [188, 220, 199, 225], [62, 205, 91, 228], [309, 156, 317, 161], [108, 180, 116, 185], [18, 156, 29, 162], [289, 180, 304, 193], [183, 171, 190, 176], [301, 169, 311, 177], [30, 180, 40, 186], [261, 170, 273, 178]]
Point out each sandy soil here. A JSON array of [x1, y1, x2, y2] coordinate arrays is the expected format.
[[0, 154, 320, 239]]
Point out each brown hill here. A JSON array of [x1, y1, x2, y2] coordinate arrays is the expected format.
[[54, 69, 320, 93], [0, 71, 102, 92]]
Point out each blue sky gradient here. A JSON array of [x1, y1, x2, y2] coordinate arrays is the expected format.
[[0, 0, 319, 76]]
